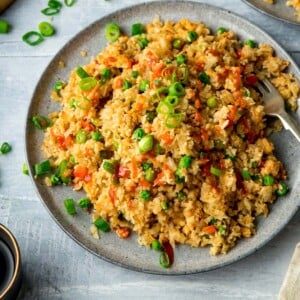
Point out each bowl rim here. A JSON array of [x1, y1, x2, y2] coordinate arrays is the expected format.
[[0, 224, 21, 299]]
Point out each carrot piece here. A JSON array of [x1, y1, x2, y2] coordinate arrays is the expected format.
[[73, 165, 89, 179], [203, 225, 217, 234], [116, 227, 131, 239], [140, 179, 151, 189], [104, 56, 116, 66], [194, 99, 201, 109], [131, 157, 138, 179], [114, 77, 123, 89], [160, 132, 173, 145], [108, 186, 116, 204], [153, 172, 165, 186]]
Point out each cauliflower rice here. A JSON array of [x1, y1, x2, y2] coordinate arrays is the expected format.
[[40, 18, 299, 257]]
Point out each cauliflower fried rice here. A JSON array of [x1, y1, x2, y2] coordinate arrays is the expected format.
[[40, 18, 299, 257]]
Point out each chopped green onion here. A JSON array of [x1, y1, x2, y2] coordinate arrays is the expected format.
[[139, 190, 151, 201], [209, 217, 218, 225], [0, 20, 9, 34], [138, 135, 154, 153], [168, 82, 185, 96], [176, 54, 187, 65], [151, 240, 163, 251], [142, 162, 153, 171], [102, 160, 117, 174], [165, 113, 183, 128], [48, 0, 62, 9], [175, 175, 185, 183], [100, 68, 112, 83], [70, 99, 76, 109], [75, 97, 92, 110], [57, 159, 68, 177], [262, 174, 274, 186], [224, 154, 236, 161], [206, 96, 217, 108], [69, 156, 76, 164], [78, 197, 92, 209], [177, 190, 186, 200], [277, 182, 288, 196], [122, 79, 132, 90], [64, 198, 76, 215], [76, 66, 89, 79], [131, 23, 143, 36], [76, 129, 87, 144], [50, 174, 60, 185], [139, 80, 149, 92], [79, 77, 97, 91], [156, 86, 169, 100], [145, 168, 155, 182], [156, 101, 175, 115], [172, 38, 184, 50], [64, 0, 75, 6], [244, 39, 256, 48], [159, 251, 171, 268], [94, 217, 110, 232], [146, 110, 156, 123], [218, 225, 227, 236], [54, 81, 65, 92], [34, 160, 51, 176], [198, 71, 210, 84], [138, 37, 149, 49], [22, 31, 43, 46], [155, 143, 164, 155], [187, 31, 198, 42], [241, 168, 251, 180], [38, 21, 55, 37], [133, 128, 145, 141], [244, 88, 251, 97], [210, 166, 222, 177], [41, 7, 60, 16], [22, 163, 29, 175], [164, 95, 179, 107], [105, 22, 121, 42], [32, 115, 52, 129], [216, 27, 227, 35], [0, 142, 12, 154], [179, 155, 192, 168], [161, 200, 170, 210], [131, 70, 139, 78]]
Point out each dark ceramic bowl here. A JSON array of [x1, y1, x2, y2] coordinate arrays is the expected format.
[[0, 224, 22, 300]]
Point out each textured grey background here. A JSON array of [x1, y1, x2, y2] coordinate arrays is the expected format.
[[1, 0, 300, 299]]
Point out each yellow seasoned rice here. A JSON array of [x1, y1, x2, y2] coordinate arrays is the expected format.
[[41, 18, 299, 257]]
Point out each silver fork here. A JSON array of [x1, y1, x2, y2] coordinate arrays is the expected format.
[[256, 78, 300, 142]]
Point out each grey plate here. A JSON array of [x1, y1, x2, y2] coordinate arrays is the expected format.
[[242, 0, 300, 26], [25, 0, 300, 275]]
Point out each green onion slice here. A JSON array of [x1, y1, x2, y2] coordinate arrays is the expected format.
[[38, 21, 55, 37], [75, 97, 92, 110], [277, 182, 288, 196], [159, 251, 171, 268], [64, 198, 76, 215], [105, 23, 121, 42], [164, 95, 179, 107], [0, 142, 12, 154], [94, 217, 110, 232], [64, 0, 75, 7], [0, 20, 9, 34], [151, 240, 163, 251], [48, 0, 62, 9], [210, 166, 222, 177], [168, 82, 185, 96], [131, 23, 144, 36], [78, 197, 92, 209], [41, 7, 60, 16], [76, 66, 89, 78], [32, 115, 52, 129], [156, 101, 174, 115], [165, 113, 183, 128], [54, 81, 66, 92], [103, 160, 117, 174], [22, 31, 44, 46], [34, 160, 51, 176], [22, 163, 29, 175], [79, 77, 97, 91]]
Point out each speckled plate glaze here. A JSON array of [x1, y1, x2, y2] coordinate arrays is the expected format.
[[25, 0, 300, 274], [242, 0, 300, 26]]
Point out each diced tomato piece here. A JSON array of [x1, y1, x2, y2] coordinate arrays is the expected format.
[[246, 74, 258, 86]]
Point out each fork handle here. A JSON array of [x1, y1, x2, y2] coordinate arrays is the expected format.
[[278, 110, 300, 142]]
